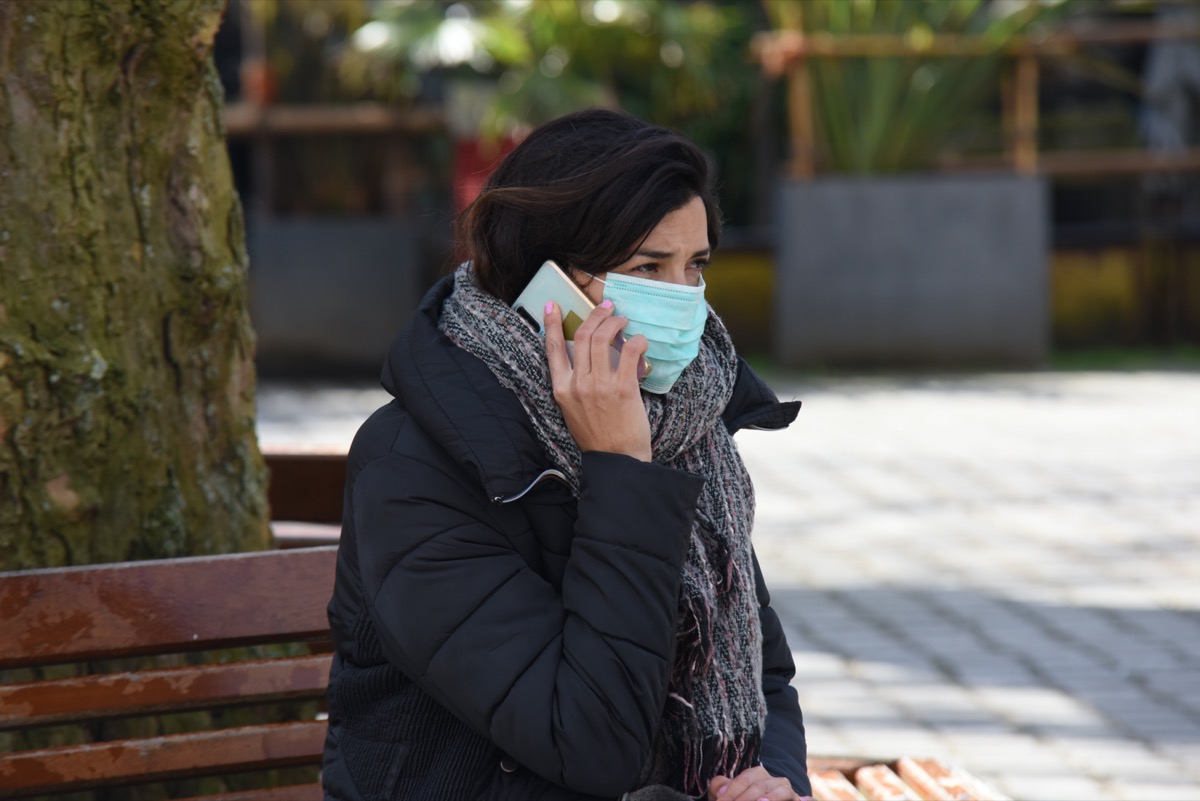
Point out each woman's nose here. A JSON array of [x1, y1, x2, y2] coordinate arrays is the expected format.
[[657, 265, 693, 286]]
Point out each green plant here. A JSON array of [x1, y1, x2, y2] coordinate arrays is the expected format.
[[343, 0, 753, 136], [763, 0, 1076, 173], [338, 1, 770, 222]]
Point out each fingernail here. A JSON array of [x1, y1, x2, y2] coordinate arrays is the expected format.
[[600, 299, 613, 309], [545, 302, 554, 314], [717, 787, 727, 796]]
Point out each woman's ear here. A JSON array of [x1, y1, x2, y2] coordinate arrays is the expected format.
[[571, 269, 606, 306]]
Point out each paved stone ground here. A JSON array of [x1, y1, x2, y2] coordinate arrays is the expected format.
[[258, 371, 1200, 801]]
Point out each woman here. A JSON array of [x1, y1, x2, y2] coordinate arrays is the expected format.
[[322, 108, 809, 801]]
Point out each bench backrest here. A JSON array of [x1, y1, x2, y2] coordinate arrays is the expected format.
[[0, 546, 338, 799], [264, 451, 345, 549], [264, 451, 346, 524]]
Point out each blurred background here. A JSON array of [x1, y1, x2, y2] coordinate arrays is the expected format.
[[231, 7, 1200, 796], [210, 0, 1200, 376]]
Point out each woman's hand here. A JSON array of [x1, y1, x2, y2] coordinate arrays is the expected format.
[[707, 766, 804, 801], [544, 300, 652, 461]]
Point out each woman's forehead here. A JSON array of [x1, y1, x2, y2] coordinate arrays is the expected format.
[[640, 198, 710, 249]]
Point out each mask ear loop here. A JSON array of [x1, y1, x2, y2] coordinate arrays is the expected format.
[[565, 265, 606, 295]]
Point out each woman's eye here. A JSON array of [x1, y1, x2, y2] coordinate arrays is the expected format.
[[632, 263, 658, 273], [690, 259, 710, 271]]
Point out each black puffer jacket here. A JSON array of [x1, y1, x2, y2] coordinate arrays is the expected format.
[[323, 276, 809, 801]]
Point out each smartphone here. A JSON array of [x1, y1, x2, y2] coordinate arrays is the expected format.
[[512, 260, 647, 379]]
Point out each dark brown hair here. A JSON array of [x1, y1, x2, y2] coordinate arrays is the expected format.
[[457, 108, 721, 303]]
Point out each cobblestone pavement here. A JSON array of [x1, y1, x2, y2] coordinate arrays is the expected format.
[[258, 371, 1200, 801]]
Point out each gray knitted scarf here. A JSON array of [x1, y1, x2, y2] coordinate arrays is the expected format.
[[439, 264, 765, 796]]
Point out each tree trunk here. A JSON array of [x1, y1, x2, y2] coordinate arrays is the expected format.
[[0, 0, 268, 569]]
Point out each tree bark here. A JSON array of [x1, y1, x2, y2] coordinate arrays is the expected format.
[[0, 0, 268, 569]]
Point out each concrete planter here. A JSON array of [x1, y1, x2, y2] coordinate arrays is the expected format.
[[248, 217, 424, 376], [775, 175, 1049, 368]]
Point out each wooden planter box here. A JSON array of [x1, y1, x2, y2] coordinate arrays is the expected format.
[[775, 175, 1049, 369], [248, 217, 424, 376]]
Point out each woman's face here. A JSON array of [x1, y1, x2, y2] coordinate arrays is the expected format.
[[575, 195, 710, 305]]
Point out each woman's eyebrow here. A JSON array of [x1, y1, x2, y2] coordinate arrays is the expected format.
[[634, 247, 712, 259]]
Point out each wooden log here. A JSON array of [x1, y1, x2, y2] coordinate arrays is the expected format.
[[787, 60, 817, 180], [897, 757, 1010, 801], [1013, 52, 1040, 176], [810, 769, 867, 800], [855, 764, 922, 801], [752, 23, 1200, 64]]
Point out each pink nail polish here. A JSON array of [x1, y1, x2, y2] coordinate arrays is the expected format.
[[718, 787, 727, 796], [600, 299, 613, 309], [545, 301, 554, 314]]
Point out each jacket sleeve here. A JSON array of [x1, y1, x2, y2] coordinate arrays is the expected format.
[[353, 448, 704, 797], [754, 551, 813, 797]]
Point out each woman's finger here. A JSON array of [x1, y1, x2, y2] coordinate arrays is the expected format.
[[724, 781, 801, 801], [543, 302, 571, 383], [590, 314, 629, 378], [616, 332, 648, 386], [571, 299, 614, 375], [707, 775, 731, 801], [719, 767, 758, 800], [727, 778, 797, 801], [722, 767, 799, 801]]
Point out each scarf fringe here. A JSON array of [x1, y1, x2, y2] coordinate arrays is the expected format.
[[673, 727, 765, 797]]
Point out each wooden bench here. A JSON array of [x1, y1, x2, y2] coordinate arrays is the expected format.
[[264, 450, 344, 549], [264, 451, 345, 527], [0, 546, 337, 800], [1, 447, 1005, 801]]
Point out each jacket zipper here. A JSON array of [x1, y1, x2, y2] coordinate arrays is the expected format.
[[492, 468, 571, 504]]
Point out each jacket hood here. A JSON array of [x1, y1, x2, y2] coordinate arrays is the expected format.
[[722, 361, 802, 434], [382, 274, 550, 503], [381, 274, 800, 502]]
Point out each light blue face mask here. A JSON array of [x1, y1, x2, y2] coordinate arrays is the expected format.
[[595, 272, 708, 394]]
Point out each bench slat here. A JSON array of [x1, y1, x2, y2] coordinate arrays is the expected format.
[[182, 785, 324, 801], [0, 721, 326, 799], [264, 452, 346, 523], [271, 521, 341, 549], [0, 655, 331, 730], [0, 547, 337, 669]]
